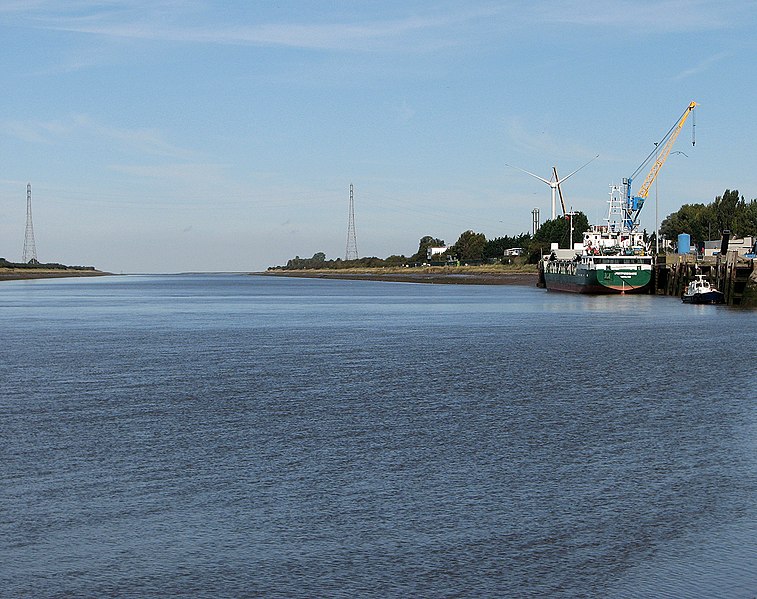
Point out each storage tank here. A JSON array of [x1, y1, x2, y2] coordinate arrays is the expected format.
[[678, 233, 691, 254]]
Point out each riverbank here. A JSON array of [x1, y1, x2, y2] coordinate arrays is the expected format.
[[0, 267, 110, 282], [261, 265, 539, 286]]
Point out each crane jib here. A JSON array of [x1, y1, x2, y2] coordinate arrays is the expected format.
[[625, 101, 697, 226]]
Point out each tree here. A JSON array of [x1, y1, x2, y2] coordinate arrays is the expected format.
[[284, 251, 327, 269], [713, 189, 742, 235], [659, 189, 757, 243], [412, 235, 445, 262], [449, 230, 487, 261], [735, 200, 757, 238], [532, 213, 589, 247], [659, 203, 710, 243], [483, 234, 532, 260], [524, 213, 589, 263], [384, 254, 408, 266]]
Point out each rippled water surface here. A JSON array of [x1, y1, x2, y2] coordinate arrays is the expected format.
[[1, 274, 755, 598]]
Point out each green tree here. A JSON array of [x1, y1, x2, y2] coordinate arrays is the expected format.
[[449, 230, 487, 261], [659, 203, 710, 243], [384, 254, 408, 266], [483, 234, 532, 260], [712, 189, 742, 235], [412, 235, 445, 261], [533, 213, 589, 247], [525, 213, 589, 263], [659, 190, 757, 243], [283, 251, 328, 269], [735, 200, 757, 238]]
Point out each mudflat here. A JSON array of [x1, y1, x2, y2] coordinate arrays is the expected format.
[[260, 266, 538, 286]]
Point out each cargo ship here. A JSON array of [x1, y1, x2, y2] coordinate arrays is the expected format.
[[537, 102, 700, 295], [539, 185, 654, 294], [541, 250, 653, 294]]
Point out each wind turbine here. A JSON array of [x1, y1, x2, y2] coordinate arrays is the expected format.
[[553, 166, 567, 216], [505, 155, 599, 220]]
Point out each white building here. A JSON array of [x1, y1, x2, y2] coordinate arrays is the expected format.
[[703, 236, 755, 258], [426, 246, 448, 260]]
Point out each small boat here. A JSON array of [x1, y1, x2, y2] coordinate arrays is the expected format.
[[682, 274, 725, 304]]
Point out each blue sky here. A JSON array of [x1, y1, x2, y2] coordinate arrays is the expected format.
[[1, 1, 756, 273]]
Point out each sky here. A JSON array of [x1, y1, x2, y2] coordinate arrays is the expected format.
[[1, 1, 756, 273]]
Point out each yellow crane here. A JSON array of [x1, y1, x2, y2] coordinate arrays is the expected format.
[[624, 101, 697, 229]]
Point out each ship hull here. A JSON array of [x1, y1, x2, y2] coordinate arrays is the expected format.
[[544, 270, 652, 294], [542, 256, 653, 294], [682, 290, 725, 304]]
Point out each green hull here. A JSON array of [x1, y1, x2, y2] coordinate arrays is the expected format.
[[543, 259, 653, 294]]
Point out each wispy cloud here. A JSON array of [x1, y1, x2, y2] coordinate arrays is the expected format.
[[6, 0, 754, 52], [105, 161, 234, 204], [525, 0, 745, 32], [81, 116, 198, 160], [673, 51, 730, 80], [108, 162, 226, 181], [0, 119, 68, 144], [1, 114, 197, 160], [505, 117, 599, 163], [2, 2, 496, 51], [53, 20, 426, 50], [4, 0, 750, 60]]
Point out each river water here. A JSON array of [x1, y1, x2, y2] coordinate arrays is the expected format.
[[1, 274, 755, 598]]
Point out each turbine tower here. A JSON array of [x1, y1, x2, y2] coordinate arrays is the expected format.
[[23, 183, 39, 264], [345, 183, 358, 261], [506, 155, 598, 220]]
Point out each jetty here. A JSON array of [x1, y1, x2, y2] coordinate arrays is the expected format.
[[652, 252, 756, 307]]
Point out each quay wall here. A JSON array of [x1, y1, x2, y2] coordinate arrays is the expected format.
[[652, 252, 756, 307]]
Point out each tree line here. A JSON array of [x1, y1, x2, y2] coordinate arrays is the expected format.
[[0, 258, 95, 271], [271, 189, 755, 270], [660, 189, 757, 244], [271, 215, 587, 270]]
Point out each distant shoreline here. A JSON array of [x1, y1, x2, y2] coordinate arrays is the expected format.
[[0, 268, 110, 282], [259, 266, 539, 286]]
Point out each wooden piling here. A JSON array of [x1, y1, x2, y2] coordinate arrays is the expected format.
[[653, 252, 755, 306]]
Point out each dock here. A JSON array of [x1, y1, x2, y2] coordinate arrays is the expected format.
[[652, 252, 756, 306]]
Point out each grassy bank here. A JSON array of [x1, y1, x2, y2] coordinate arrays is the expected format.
[[0, 267, 110, 281]]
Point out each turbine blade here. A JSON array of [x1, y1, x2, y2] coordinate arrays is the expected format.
[[504, 163, 553, 185], [554, 154, 599, 184]]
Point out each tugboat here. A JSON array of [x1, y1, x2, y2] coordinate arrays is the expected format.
[[681, 274, 725, 304]]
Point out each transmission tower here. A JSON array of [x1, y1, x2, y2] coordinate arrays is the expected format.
[[23, 183, 39, 264], [345, 183, 358, 260]]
